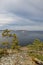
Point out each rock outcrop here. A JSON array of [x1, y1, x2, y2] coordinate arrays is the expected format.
[[0, 51, 36, 65]]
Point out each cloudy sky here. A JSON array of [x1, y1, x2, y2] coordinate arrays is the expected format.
[[0, 0, 43, 30]]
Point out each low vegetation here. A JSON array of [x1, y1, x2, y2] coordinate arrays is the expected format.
[[27, 39, 43, 61]]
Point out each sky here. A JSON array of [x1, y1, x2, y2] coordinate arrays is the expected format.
[[0, 0, 43, 30]]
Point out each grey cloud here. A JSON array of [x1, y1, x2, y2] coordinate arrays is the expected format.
[[0, 0, 43, 30], [0, 0, 43, 21]]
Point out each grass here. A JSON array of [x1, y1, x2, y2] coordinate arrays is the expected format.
[[28, 52, 43, 61]]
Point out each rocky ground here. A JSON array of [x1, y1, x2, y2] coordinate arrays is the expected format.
[[0, 50, 36, 65], [0, 47, 43, 65]]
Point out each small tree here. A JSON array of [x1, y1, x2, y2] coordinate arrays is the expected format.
[[33, 39, 41, 51], [2, 29, 10, 49], [2, 29, 19, 49], [33, 39, 41, 45]]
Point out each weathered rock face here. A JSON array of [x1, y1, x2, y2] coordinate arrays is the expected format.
[[0, 51, 36, 65]]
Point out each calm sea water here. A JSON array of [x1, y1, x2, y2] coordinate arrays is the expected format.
[[0, 30, 43, 46]]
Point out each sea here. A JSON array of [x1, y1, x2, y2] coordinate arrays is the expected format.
[[0, 30, 43, 47]]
